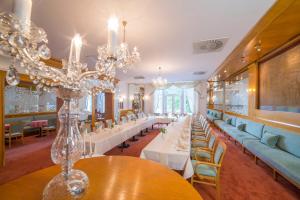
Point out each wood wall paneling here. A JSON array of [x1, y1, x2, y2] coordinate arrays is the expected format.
[[207, 0, 300, 133], [105, 93, 114, 122], [0, 71, 5, 166], [210, 0, 300, 81]]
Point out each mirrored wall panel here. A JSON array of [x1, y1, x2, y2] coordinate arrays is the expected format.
[[5, 85, 56, 115], [208, 82, 223, 110], [225, 72, 249, 115], [259, 43, 300, 113]]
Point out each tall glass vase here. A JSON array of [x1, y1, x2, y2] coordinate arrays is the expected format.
[[43, 88, 88, 200]]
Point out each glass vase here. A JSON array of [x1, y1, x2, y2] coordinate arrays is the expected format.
[[43, 88, 88, 200]]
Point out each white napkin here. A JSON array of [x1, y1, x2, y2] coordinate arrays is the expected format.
[[176, 138, 189, 151]]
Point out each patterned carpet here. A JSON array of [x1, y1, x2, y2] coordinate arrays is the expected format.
[[0, 126, 299, 199]]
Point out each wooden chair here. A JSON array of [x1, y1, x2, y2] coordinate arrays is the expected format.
[[105, 119, 113, 128], [191, 140, 227, 200], [94, 121, 104, 131], [191, 133, 217, 162], [191, 128, 212, 147], [5, 123, 24, 148]]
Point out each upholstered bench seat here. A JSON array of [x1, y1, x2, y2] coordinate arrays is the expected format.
[[244, 139, 300, 187]]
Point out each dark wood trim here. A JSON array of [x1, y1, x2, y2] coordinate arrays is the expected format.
[[258, 34, 300, 64], [0, 71, 5, 166], [5, 112, 56, 119]]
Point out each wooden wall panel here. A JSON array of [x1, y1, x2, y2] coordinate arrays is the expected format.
[[105, 93, 114, 122], [210, 0, 300, 81], [0, 71, 5, 166]]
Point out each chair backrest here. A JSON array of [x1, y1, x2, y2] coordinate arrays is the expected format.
[[121, 116, 127, 124], [213, 140, 227, 165], [4, 127, 10, 136], [208, 132, 216, 149], [84, 123, 92, 133], [204, 128, 212, 140], [106, 119, 112, 128], [95, 121, 103, 130]]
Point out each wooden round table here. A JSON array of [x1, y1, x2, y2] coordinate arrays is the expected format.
[[0, 156, 202, 200]]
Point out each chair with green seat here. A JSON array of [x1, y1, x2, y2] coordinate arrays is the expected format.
[[192, 121, 209, 132], [191, 140, 227, 200], [191, 128, 213, 147], [192, 122, 209, 135], [192, 117, 206, 129], [191, 133, 217, 162], [192, 125, 211, 140], [105, 119, 113, 128]]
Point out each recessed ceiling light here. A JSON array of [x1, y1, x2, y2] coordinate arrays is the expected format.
[[134, 76, 145, 80], [193, 71, 206, 75]]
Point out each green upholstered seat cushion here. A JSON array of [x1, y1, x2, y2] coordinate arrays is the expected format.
[[236, 118, 264, 138], [191, 149, 211, 159], [244, 140, 300, 185], [191, 140, 207, 148], [226, 118, 232, 124], [237, 124, 245, 131], [260, 131, 280, 148], [214, 120, 225, 128], [223, 114, 237, 126], [262, 126, 300, 158], [192, 160, 217, 177]]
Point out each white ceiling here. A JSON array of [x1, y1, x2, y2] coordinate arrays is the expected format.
[[0, 0, 275, 83]]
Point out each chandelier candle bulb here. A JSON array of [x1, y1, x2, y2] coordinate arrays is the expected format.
[[107, 16, 119, 56], [68, 34, 82, 64], [13, 0, 32, 34], [74, 34, 82, 62]]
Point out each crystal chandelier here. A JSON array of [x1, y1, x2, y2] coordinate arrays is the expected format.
[[96, 17, 140, 74], [152, 66, 168, 88], [0, 1, 127, 199]]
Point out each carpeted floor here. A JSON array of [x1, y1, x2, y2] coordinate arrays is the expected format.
[[0, 126, 299, 200]]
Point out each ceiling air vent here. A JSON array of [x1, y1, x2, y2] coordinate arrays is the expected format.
[[134, 76, 145, 80], [193, 71, 206, 75], [193, 38, 228, 54]]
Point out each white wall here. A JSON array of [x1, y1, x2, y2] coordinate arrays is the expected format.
[[117, 81, 154, 114], [118, 81, 129, 109], [194, 81, 207, 116]]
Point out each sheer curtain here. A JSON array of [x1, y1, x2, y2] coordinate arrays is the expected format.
[[153, 84, 197, 114]]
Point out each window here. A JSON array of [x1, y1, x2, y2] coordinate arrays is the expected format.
[[154, 90, 163, 114], [153, 86, 195, 114]]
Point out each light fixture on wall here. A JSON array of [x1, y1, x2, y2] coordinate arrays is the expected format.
[[152, 66, 167, 88]]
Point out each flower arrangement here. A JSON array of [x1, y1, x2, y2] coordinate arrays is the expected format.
[[159, 127, 167, 134]]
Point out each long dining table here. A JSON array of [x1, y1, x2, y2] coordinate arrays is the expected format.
[[84, 116, 172, 155], [140, 116, 194, 179]]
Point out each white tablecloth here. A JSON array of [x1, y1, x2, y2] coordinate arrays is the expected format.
[[140, 116, 194, 179], [84, 117, 166, 155]]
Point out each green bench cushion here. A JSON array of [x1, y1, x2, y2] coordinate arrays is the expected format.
[[236, 118, 264, 138], [244, 140, 300, 186], [262, 126, 300, 158]]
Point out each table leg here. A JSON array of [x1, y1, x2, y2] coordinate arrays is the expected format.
[[130, 136, 139, 142], [140, 130, 145, 137], [118, 142, 130, 151]]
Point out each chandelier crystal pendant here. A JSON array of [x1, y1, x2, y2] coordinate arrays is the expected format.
[[96, 17, 140, 74], [152, 66, 168, 88]]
